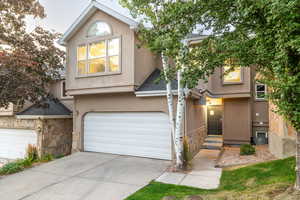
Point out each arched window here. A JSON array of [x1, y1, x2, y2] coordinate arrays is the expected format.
[[87, 21, 111, 37]]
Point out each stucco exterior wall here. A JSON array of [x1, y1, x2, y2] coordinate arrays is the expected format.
[[223, 98, 252, 144], [268, 103, 296, 158], [66, 10, 136, 95], [134, 34, 162, 87], [207, 67, 251, 97], [185, 100, 206, 156], [49, 80, 73, 110]]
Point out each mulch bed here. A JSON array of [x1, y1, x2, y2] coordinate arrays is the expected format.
[[216, 145, 277, 168]]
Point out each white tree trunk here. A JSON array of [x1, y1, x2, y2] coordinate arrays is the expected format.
[[162, 54, 176, 144], [295, 130, 300, 190], [174, 68, 185, 168]]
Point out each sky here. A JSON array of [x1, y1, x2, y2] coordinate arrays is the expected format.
[[26, 0, 92, 33]]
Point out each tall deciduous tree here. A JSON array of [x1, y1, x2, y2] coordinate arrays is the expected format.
[[120, 0, 204, 169], [0, 0, 65, 108], [185, 0, 300, 190]]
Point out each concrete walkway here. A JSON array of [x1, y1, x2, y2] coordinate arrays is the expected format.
[[156, 149, 222, 189], [0, 152, 170, 200]]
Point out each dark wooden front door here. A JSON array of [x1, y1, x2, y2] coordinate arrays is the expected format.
[[207, 106, 223, 135]]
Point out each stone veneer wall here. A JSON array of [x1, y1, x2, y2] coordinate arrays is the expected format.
[[269, 103, 296, 158], [0, 116, 73, 157], [38, 119, 73, 157]]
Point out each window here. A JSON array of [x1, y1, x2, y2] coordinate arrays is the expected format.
[[255, 83, 267, 100], [87, 21, 111, 38], [223, 59, 242, 83], [76, 38, 120, 76]]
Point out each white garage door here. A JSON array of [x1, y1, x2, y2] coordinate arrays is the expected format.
[[84, 112, 172, 160], [0, 129, 37, 159]]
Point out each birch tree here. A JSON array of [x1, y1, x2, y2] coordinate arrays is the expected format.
[[120, 0, 204, 169]]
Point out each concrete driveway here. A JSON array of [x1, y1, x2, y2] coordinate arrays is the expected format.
[[0, 152, 170, 200]]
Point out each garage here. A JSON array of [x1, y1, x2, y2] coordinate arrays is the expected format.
[[0, 129, 37, 159], [84, 112, 172, 160]]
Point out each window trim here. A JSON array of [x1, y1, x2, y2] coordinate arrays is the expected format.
[[222, 66, 244, 85], [76, 36, 122, 78], [61, 80, 73, 99], [255, 83, 267, 101], [255, 131, 268, 138], [86, 20, 112, 38]]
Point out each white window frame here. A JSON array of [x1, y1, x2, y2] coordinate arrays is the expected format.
[[255, 83, 267, 100], [76, 36, 122, 77], [255, 131, 268, 138], [86, 21, 112, 38], [61, 80, 73, 99]]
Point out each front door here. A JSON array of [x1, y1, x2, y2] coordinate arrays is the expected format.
[[207, 106, 223, 135]]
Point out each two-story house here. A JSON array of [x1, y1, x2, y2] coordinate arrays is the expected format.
[[58, 0, 269, 161]]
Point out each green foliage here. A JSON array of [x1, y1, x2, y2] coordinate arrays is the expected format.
[[240, 144, 256, 156], [126, 157, 296, 200], [0, 161, 25, 175], [39, 154, 54, 162], [182, 136, 192, 170], [26, 144, 39, 162]]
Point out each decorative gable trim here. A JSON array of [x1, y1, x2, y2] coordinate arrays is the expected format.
[[59, 1, 138, 45]]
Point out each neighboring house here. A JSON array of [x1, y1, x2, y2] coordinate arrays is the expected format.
[[58, 0, 269, 161], [0, 79, 73, 159]]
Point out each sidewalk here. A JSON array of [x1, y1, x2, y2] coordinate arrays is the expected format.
[[156, 149, 222, 189]]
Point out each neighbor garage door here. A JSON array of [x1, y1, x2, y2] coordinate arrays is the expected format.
[[0, 129, 37, 159], [84, 112, 172, 160]]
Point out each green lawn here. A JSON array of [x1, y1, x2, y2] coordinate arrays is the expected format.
[[126, 157, 296, 200]]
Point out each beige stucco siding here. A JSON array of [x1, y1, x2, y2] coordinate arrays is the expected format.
[[207, 67, 251, 96], [66, 10, 135, 95], [134, 34, 161, 86], [49, 80, 73, 110], [223, 98, 252, 144]]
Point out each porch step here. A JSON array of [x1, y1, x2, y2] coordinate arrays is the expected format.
[[202, 136, 223, 150]]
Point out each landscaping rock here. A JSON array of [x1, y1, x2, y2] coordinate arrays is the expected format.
[[184, 195, 203, 200], [162, 196, 177, 200]]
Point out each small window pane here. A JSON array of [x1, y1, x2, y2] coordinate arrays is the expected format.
[[256, 85, 265, 92], [108, 38, 119, 56], [257, 92, 265, 99], [89, 41, 106, 58], [109, 56, 119, 72], [77, 61, 86, 75], [87, 22, 111, 37], [88, 58, 105, 74], [224, 66, 242, 83], [77, 46, 87, 61]]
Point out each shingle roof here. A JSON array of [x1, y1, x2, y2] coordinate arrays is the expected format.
[[136, 69, 178, 92], [17, 98, 72, 116]]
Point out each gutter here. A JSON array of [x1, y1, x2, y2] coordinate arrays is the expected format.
[[16, 115, 73, 120], [135, 90, 178, 97]]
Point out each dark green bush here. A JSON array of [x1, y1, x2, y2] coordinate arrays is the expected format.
[[240, 144, 256, 155], [39, 154, 54, 162], [0, 161, 25, 175]]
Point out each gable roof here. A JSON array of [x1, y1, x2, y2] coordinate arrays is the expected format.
[[136, 69, 178, 92], [17, 98, 72, 117], [59, 0, 138, 45]]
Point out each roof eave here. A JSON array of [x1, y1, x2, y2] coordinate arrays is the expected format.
[[58, 1, 138, 46]]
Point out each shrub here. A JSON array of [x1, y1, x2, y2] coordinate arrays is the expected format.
[[39, 154, 54, 162], [240, 144, 256, 155], [182, 136, 192, 170], [0, 161, 24, 175], [26, 144, 38, 162]]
